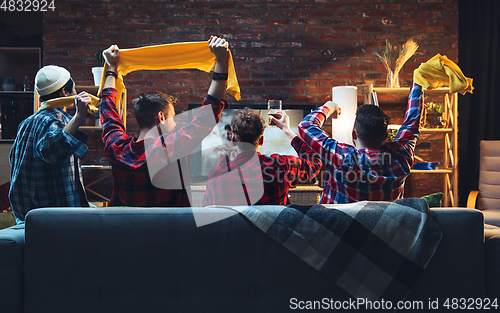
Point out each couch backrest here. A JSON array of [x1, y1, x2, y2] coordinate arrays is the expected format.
[[23, 207, 485, 313], [479, 140, 500, 211]]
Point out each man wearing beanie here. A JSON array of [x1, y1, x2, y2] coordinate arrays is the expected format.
[[9, 65, 92, 224]]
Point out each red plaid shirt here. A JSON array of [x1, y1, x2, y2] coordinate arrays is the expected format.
[[99, 88, 227, 207], [298, 83, 423, 204], [202, 137, 322, 206]]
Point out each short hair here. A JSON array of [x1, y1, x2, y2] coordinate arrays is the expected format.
[[133, 92, 177, 130], [224, 124, 231, 131], [353, 105, 390, 146], [39, 78, 74, 102], [230, 108, 265, 146]]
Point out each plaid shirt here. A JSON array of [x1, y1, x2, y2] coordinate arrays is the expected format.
[[202, 137, 322, 206], [100, 88, 227, 207], [299, 83, 423, 204], [9, 108, 89, 222]]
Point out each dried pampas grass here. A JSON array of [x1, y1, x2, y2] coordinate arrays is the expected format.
[[374, 39, 419, 87]]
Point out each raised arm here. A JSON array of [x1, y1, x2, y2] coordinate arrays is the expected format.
[[62, 92, 91, 137], [207, 36, 229, 101], [298, 101, 345, 167], [390, 82, 423, 161], [36, 117, 88, 164], [102, 44, 119, 90], [270, 110, 297, 141], [99, 45, 133, 165], [270, 110, 322, 185]]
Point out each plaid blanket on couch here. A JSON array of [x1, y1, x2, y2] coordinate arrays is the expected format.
[[239, 198, 442, 304]]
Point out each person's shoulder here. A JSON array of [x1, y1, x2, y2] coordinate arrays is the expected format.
[[209, 163, 230, 178], [20, 110, 59, 128], [265, 153, 292, 165], [36, 108, 68, 120], [379, 143, 405, 160]]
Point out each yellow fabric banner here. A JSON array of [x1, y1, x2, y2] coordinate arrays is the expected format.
[[37, 94, 100, 112], [413, 54, 474, 95], [38, 41, 240, 111], [99, 41, 240, 104]]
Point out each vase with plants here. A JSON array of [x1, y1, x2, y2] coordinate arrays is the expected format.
[[375, 39, 419, 88]]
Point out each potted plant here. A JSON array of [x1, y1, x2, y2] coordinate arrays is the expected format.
[[422, 102, 446, 128]]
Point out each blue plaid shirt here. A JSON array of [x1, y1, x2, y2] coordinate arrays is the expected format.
[[9, 108, 89, 223], [299, 83, 423, 204]]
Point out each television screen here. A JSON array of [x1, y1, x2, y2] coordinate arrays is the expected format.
[[188, 104, 317, 181]]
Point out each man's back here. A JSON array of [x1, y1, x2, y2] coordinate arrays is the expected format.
[[203, 137, 322, 206], [100, 89, 227, 207], [315, 144, 411, 203], [9, 109, 89, 221], [299, 83, 423, 204], [107, 149, 191, 207]]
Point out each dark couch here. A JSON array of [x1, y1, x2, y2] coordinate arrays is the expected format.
[[1, 206, 499, 313]]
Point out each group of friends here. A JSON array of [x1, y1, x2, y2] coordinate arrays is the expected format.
[[8, 36, 423, 224]]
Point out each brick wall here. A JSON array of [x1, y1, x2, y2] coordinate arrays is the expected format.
[[43, 0, 459, 202]]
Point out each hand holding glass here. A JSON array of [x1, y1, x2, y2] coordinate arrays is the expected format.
[[268, 100, 282, 126]]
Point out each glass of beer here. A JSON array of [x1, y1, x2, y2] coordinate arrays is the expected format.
[[268, 100, 282, 126]]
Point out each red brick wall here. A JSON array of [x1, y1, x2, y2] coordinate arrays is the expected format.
[[43, 0, 459, 201]]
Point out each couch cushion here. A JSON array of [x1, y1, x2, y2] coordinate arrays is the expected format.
[[485, 224, 500, 298], [0, 211, 16, 230], [0, 224, 25, 313], [479, 141, 500, 211], [482, 210, 500, 227], [407, 208, 485, 301], [421, 192, 443, 207]]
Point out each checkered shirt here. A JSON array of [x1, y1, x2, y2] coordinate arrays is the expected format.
[[299, 83, 423, 204], [9, 108, 89, 222], [202, 137, 322, 206], [100, 88, 227, 207]]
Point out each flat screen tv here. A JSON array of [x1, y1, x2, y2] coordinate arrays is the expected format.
[[187, 103, 317, 183]]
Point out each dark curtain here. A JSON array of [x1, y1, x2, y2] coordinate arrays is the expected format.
[[458, 0, 500, 206]]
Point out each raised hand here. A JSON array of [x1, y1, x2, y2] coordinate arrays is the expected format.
[[324, 101, 341, 119], [74, 91, 91, 116], [208, 36, 229, 62], [271, 110, 297, 141], [270, 110, 290, 132], [103, 44, 120, 71]]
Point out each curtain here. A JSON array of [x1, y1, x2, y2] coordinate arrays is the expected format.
[[458, 0, 500, 206]]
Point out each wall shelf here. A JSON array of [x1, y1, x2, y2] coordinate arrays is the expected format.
[[0, 47, 40, 141], [372, 87, 452, 95], [411, 169, 453, 174]]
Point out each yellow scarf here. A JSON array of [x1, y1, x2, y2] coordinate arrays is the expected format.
[[37, 94, 100, 112], [38, 41, 240, 112], [413, 54, 474, 95], [99, 41, 240, 104]]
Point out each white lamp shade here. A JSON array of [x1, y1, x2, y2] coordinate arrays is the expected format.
[[331, 86, 357, 146]]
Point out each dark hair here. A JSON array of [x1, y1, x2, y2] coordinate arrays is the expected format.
[[133, 92, 177, 130], [39, 78, 74, 102], [224, 124, 231, 131], [353, 105, 390, 147], [230, 108, 265, 146]]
